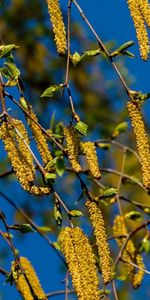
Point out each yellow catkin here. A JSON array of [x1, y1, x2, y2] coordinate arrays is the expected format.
[[46, 0, 67, 55], [86, 200, 112, 284], [138, 0, 150, 27], [12, 119, 35, 183], [64, 127, 81, 173], [80, 142, 101, 179], [0, 121, 34, 191], [59, 227, 100, 300], [27, 105, 53, 166], [127, 101, 150, 189], [127, 0, 149, 60], [132, 254, 145, 288], [113, 215, 145, 287], [12, 257, 47, 300], [30, 185, 51, 196]]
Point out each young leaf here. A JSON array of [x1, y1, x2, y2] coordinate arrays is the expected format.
[[41, 84, 64, 98], [19, 97, 29, 110], [139, 236, 150, 253], [53, 241, 61, 251], [101, 188, 118, 198], [54, 199, 62, 227], [112, 122, 128, 139], [55, 157, 65, 177], [37, 226, 52, 233], [110, 41, 134, 58], [97, 143, 111, 150], [45, 172, 57, 182], [125, 211, 142, 221], [70, 51, 82, 66], [69, 210, 83, 217], [75, 121, 88, 135], [5, 62, 20, 79], [0, 44, 19, 58]]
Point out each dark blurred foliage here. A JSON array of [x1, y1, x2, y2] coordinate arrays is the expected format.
[[0, 1, 150, 300]]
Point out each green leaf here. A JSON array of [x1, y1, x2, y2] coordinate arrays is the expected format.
[[144, 208, 150, 214], [53, 241, 61, 251], [139, 236, 150, 253], [122, 50, 134, 58], [45, 172, 57, 181], [112, 122, 128, 139], [75, 121, 88, 135], [97, 143, 111, 150], [69, 210, 83, 217], [0, 44, 19, 59], [41, 84, 64, 98], [54, 200, 62, 227], [19, 97, 29, 110], [70, 51, 82, 66], [55, 157, 65, 177], [45, 158, 57, 171], [4, 62, 20, 84], [101, 188, 118, 198], [110, 41, 134, 58], [83, 48, 103, 58], [125, 211, 142, 221], [37, 226, 52, 233], [116, 41, 135, 52], [19, 224, 35, 233]]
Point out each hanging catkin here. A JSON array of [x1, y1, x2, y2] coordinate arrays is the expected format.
[[46, 0, 67, 55], [127, 101, 150, 189], [127, 0, 149, 60], [138, 0, 150, 27], [64, 127, 81, 173], [26, 105, 53, 166], [0, 120, 51, 195], [86, 200, 112, 284], [113, 215, 144, 287], [59, 227, 100, 300], [132, 254, 145, 288], [11, 257, 47, 300], [80, 142, 101, 179], [0, 120, 35, 192]]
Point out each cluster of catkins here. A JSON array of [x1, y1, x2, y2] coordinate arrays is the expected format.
[[127, 0, 150, 60], [59, 201, 112, 300], [0, 100, 53, 196], [113, 215, 144, 288], [11, 257, 47, 300]]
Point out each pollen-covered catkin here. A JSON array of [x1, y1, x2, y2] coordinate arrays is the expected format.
[[27, 105, 53, 166], [127, 0, 149, 60], [86, 200, 112, 284], [113, 215, 135, 275], [80, 142, 101, 179], [11, 257, 47, 300], [132, 254, 145, 288], [0, 121, 34, 192], [127, 101, 150, 189], [138, 0, 150, 27], [46, 0, 67, 55], [12, 119, 35, 183], [64, 127, 81, 173], [59, 227, 100, 300], [113, 215, 145, 287]]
